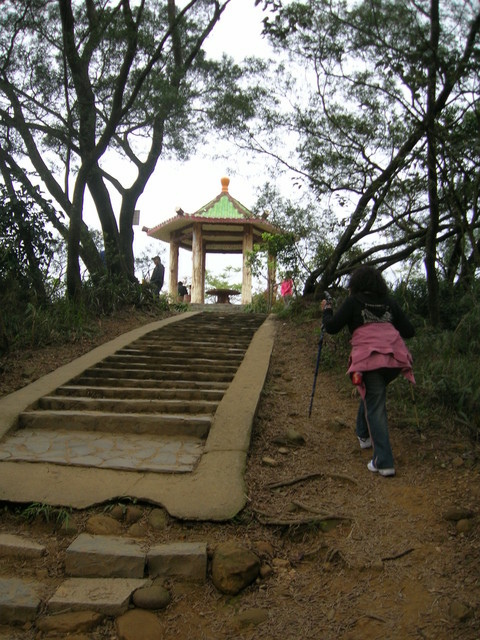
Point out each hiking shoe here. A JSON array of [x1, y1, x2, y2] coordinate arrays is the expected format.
[[358, 436, 372, 449], [367, 460, 395, 477]]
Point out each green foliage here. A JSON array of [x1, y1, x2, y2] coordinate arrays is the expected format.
[[249, 183, 337, 294], [0, 184, 57, 301], [82, 277, 163, 315], [1, 293, 89, 351], [372, 285, 480, 437], [1, 0, 261, 293], [257, 0, 480, 300], [103, 497, 138, 515], [243, 292, 271, 314], [274, 295, 310, 320], [452, 301, 480, 357], [204, 266, 241, 292], [0, 277, 172, 353], [21, 502, 71, 527], [412, 312, 480, 438], [316, 323, 351, 371], [170, 299, 190, 312], [392, 277, 480, 331]]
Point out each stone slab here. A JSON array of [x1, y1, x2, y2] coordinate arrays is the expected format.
[[36, 610, 105, 634], [66, 534, 145, 578], [0, 429, 203, 473], [147, 542, 207, 582], [0, 533, 46, 558], [0, 577, 42, 624], [47, 578, 148, 616]]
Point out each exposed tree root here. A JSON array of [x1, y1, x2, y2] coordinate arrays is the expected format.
[[267, 471, 358, 490], [252, 507, 350, 527], [381, 548, 415, 562]]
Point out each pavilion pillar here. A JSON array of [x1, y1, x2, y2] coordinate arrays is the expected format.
[[191, 222, 204, 303], [169, 239, 179, 299], [241, 224, 253, 305], [202, 244, 207, 297], [267, 253, 277, 309]]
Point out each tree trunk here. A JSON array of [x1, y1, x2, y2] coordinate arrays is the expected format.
[[87, 168, 130, 279], [66, 205, 83, 299], [424, 0, 441, 326], [66, 176, 88, 299]]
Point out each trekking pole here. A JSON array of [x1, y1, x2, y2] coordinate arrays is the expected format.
[[308, 324, 326, 418], [409, 384, 422, 437], [308, 293, 331, 418]]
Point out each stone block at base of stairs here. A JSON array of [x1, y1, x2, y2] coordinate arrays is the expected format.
[[66, 534, 145, 578], [0, 533, 46, 559], [0, 577, 42, 624], [47, 578, 148, 616], [147, 542, 207, 582]]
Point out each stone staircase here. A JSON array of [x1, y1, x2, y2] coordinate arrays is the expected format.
[[0, 311, 274, 634], [1, 312, 267, 473]]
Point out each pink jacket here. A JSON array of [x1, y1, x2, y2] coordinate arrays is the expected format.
[[280, 279, 293, 297], [347, 323, 415, 397]]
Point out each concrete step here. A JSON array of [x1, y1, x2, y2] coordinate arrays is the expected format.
[[133, 338, 254, 351], [0, 577, 43, 625], [0, 533, 46, 559], [18, 410, 212, 438], [0, 311, 270, 498], [36, 396, 219, 415], [188, 303, 246, 312], [55, 385, 226, 401], [103, 352, 243, 365], [65, 534, 207, 582], [107, 341, 246, 352], [133, 326, 260, 338], [66, 377, 229, 390], [123, 340, 259, 351], [94, 359, 239, 373], [78, 368, 235, 383], [47, 578, 149, 616], [66, 534, 145, 578]]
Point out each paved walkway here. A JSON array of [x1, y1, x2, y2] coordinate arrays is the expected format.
[[0, 430, 203, 473], [0, 310, 276, 521]]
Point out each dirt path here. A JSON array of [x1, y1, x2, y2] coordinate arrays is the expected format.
[[243, 318, 480, 639], [0, 313, 479, 639]]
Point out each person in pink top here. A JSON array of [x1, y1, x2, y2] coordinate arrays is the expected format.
[[280, 273, 294, 306], [321, 265, 415, 477]]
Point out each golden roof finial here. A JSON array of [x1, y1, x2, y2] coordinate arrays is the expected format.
[[221, 176, 230, 192]]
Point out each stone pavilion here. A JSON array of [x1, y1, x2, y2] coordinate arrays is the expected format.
[[143, 177, 281, 304]]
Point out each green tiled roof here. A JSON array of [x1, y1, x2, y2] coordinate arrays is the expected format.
[[146, 177, 282, 246], [195, 193, 253, 219]]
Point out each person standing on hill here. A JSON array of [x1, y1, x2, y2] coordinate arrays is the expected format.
[[321, 265, 415, 477], [280, 273, 294, 306], [177, 281, 188, 301], [151, 256, 165, 296]]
